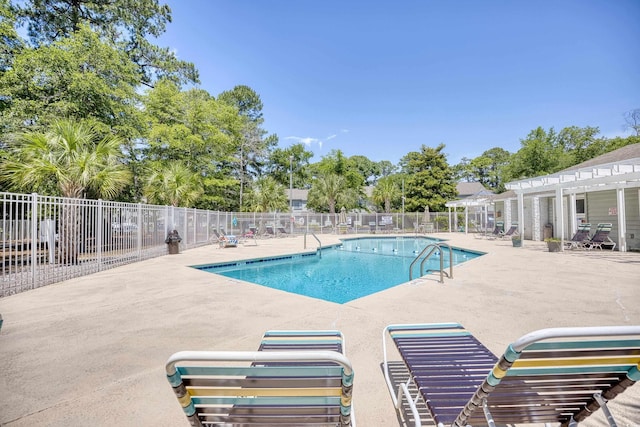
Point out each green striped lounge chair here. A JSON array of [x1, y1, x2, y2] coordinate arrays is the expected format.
[[565, 223, 591, 250], [383, 322, 640, 427], [166, 330, 355, 426], [586, 223, 616, 251]]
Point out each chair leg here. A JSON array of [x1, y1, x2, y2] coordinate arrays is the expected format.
[[481, 399, 497, 427], [594, 393, 619, 427]]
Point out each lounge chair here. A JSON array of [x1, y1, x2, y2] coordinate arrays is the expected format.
[[565, 223, 591, 249], [586, 223, 616, 251], [276, 226, 289, 237], [383, 322, 640, 427], [212, 230, 238, 248], [484, 221, 503, 239], [166, 330, 355, 426], [500, 222, 518, 239], [264, 225, 276, 237]]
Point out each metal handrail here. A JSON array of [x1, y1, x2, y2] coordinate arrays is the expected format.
[[304, 231, 322, 258], [409, 242, 453, 283]]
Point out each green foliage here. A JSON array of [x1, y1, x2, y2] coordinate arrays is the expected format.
[[372, 175, 401, 213], [401, 144, 457, 212], [0, 24, 142, 137], [0, 119, 131, 198], [0, 0, 22, 72], [266, 143, 313, 188], [14, 0, 198, 86], [142, 79, 244, 209], [245, 176, 288, 213], [143, 161, 202, 207], [307, 172, 360, 214]]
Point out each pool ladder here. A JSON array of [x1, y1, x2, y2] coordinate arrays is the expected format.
[[304, 231, 322, 258], [409, 242, 453, 283]]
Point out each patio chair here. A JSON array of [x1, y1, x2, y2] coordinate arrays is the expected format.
[[264, 225, 276, 237], [212, 230, 238, 248], [276, 226, 289, 237], [166, 330, 354, 426], [484, 221, 503, 240], [499, 222, 518, 239], [383, 322, 640, 427], [585, 223, 616, 251], [565, 223, 591, 249]]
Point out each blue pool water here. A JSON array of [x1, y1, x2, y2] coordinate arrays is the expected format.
[[194, 237, 483, 304]]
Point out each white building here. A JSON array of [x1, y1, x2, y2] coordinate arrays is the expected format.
[[497, 143, 640, 252]]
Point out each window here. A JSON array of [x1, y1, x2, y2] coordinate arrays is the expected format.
[[576, 198, 585, 214]]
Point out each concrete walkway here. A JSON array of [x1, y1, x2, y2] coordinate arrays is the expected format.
[[1, 233, 639, 426]]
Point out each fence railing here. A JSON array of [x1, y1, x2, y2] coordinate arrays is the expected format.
[[1, 191, 491, 297]]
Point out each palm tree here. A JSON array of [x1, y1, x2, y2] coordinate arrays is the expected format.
[[1, 119, 131, 263], [372, 176, 400, 213], [308, 173, 344, 215], [143, 162, 203, 207], [246, 177, 288, 233]]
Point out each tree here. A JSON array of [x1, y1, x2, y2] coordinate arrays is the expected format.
[[0, 24, 142, 137], [372, 176, 401, 213], [266, 143, 314, 189], [0, 119, 130, 262], [0, 0, 21, 72], [623, 109, 640, 136], [307, 173, 345, 215], [452, 157, 474, 182], [349, 155, 381, 185], [505, 127, 566, 181], [218, 85, 278, 208], [143, 161, 202, 207], [400, 144, 457, 212], [469, 147, 511, 192], [142, 79, 244, 210], [14, 0, 197, 86]]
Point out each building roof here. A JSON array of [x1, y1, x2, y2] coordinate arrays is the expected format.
[[506, 143, 640, 195], [456, 182, 490, 198], [562, 143, 640, 172]]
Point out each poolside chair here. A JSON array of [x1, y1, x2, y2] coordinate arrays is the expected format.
[[264, 225, 276, 237], [383, 322, 640, 427], [585, 223, 616, 251], [565, 223, 591, 250], [276, 226, 289, 237], [166, 330, 354, 426], [212, 230, 238, 248], [484, 221, 503, 240], [499, 222, 518, 239]]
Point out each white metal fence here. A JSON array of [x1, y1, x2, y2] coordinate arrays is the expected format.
[[1, 191, 489, 297]]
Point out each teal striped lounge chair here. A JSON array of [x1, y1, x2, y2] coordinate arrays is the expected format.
[[166, 330, 354, 426], [585, 223, 616, 251], [383, 322, 640, 427], [565, 223, 591, 250]]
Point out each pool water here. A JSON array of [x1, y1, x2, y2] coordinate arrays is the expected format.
[[195, 237, 483, 304]]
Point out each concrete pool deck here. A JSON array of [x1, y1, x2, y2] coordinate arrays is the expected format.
[[0, 233, 639, 426]]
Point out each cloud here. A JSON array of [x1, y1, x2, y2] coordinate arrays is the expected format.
[[285, 129, 349, 151], [285, 136, 320, 146]]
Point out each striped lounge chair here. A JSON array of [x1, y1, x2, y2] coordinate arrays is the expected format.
[[585, 223, 616, 251], [565, 223, 591, 250], [166, 330, 354, 426], [383, 322, 640, 427]]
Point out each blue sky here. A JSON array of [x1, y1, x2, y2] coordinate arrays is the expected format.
[[158, 1, 640, 165]]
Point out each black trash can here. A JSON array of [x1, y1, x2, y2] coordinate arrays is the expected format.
[[165, 230, 182, 254]]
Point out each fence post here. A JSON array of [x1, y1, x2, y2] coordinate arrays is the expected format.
[[30, 193, 38, 289], [137, 203, 143, 259], [97, 199, 103, 269]]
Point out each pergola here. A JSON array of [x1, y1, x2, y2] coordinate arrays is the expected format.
[[505, 156, 640, 252], [445, 190, 495, 234]]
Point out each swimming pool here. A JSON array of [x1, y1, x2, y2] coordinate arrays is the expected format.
[[194, 237, 483, 304]]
